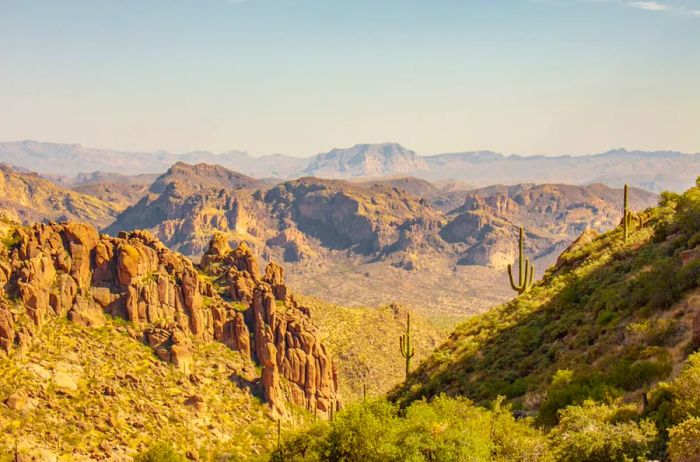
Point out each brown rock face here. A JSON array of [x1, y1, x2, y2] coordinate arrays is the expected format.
[[200, 235, 339, 417], [0, 222, 339, 418]]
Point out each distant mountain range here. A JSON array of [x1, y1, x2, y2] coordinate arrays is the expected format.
[[1, 140, 698, 192]]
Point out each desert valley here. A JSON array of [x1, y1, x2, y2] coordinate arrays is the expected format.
[[0, 139, 700, 461], [2, 0, 699, 459]]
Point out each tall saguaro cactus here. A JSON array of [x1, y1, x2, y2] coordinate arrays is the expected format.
[[623, 184, 635, 242], [508, 227, 534, 295], [399, 314, 415, 379]]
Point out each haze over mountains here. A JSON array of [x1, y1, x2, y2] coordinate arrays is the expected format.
[[2, 140, 698, 192]]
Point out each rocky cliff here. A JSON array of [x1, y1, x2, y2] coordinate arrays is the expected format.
[[0, 222, 338, 418], [264, 177, 443, 256], [104, 163, 276, 256], [441, 183, 658, 268]]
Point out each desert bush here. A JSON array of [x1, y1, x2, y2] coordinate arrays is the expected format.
[[626, 319, 682, 347], [608, 352, 672, 391], [548, 400, 657, 462], [271, 395, 548, 462], [666, 353, 700, 422], [538, 370, 617, 426], [667, 417, 700, 462], [134, 442, 187, 462]]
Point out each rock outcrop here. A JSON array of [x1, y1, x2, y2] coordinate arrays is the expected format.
[[264, 177, 443, 255], [104, 163, 272, 257], [200, 238, 339, 416], [0, 222, 338, 418]]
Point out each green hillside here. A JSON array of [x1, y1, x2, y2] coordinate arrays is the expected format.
[[394, 183, 700, 419], [0, 318, 277, 461], [268, 180, 700, 461], [300, 296, 445, 402]]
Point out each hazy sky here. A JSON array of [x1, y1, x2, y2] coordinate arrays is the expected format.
[[1, 0, 698, 157]]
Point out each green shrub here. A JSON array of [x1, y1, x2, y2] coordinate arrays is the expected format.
[[666, 353, 700, 422], [0, 230, 19, 250], [676, 258, 700, 292], [626, 319, 682, 347], [271, 396, 548, 462], [538, 370, 618, 426], [667, 417, 700, 462], [548, 400, 658, 462], [608, 353, 672, 391], [134, 443, 187, 462]]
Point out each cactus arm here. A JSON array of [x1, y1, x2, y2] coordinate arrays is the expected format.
[[507, 263, 520, 291], [518, 227, 524, 283]]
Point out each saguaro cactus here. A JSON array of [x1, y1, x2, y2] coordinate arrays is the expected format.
[[508, 227, 534, 294], [623, 184, 632, 242], [399, 314, 415, 379]]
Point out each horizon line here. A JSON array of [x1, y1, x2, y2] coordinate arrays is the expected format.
[[2, 138, 699, 160]]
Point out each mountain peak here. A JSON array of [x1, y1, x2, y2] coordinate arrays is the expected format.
[[152, 162, 263, 194], [304, 143, 428, 178]]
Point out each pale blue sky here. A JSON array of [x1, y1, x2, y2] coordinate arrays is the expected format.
[[0, 0, 698, 156]]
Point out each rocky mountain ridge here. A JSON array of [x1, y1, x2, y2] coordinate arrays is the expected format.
[[0, 160, 660, 326], [98, 163, 658, 324], [105, 163, 657, 268], [0, 164, 121, 228]]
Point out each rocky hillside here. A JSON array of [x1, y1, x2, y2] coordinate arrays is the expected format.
[[263, 177, 443, 257], [393, 181, 700, 431], [67, 172, 159, 211], [0, 222, 343, 458], [0, 164, 120, 228], [299, 296, 445, 402], [441, 183, 658, 268], [0, 318, 276, 460], [106, 164, 447, 263], [104, 163, 274, 256]]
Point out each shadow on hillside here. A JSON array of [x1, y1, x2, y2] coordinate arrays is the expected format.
[[229, 373, 265, 401], [393, 230, 694, 419]]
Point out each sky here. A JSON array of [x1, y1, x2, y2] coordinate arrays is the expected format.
[[0, 0, 698, 157]]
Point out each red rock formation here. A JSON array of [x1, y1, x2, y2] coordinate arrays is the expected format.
[[0, 222, 339, 418], [199, 234, 339, 417]]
